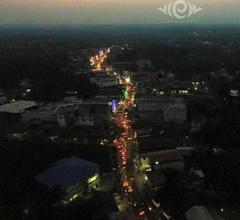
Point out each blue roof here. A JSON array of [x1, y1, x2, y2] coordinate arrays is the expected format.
[[35, 157, 99, 188]]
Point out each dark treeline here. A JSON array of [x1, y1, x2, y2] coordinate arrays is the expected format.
[[0, 47, 99, 100], [118, 41, 240, 79], [0, 136, 111, 219], [0, 48, 67, 88]]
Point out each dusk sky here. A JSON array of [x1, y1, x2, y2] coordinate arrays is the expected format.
[[0, 0, 240, 25]]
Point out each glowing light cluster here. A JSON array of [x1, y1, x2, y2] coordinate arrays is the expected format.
[[112, 99, 117, 112], [89, 48, 109, 71]]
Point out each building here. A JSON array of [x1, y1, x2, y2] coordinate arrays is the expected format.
[[136, 59, 152, 70], [138, 137, 174, 153], [185, 206, 214, 220], [136, 127, 152, 139], [139, 149, 184, 172], [135, 96, 187, 123], [22, 102, 61, 125], [0, 100, 38, 122], [132, 71, 154, 90], [145, 170, 166, 192], [0, 96, 7, 105], [112, 61, 133, 71], [22, 99, 111, 128], [35, 157, 100, 202], [176, 146, 195, 157], [91, 192, 119, 219], [90, 72, 119, 88], [110, 45, 124, 60]]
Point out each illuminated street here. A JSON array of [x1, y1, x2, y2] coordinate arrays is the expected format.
[[89, 48, 110, 71], [88, 46, 170, 220], [111, 77, 146, 219], [113, 82, 145, 219], [110, 72, 171, 220]]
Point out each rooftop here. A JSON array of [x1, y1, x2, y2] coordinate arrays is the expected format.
[[35, 157, 99, 189], [0, 100, 38, 114], [140, 149, 183, 162], [146, 171, 166, 188], [185, 206, 214, 220]]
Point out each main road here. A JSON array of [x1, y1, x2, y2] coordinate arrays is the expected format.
[[112, 76, 171, 220], [91, 48, 171, 220]]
